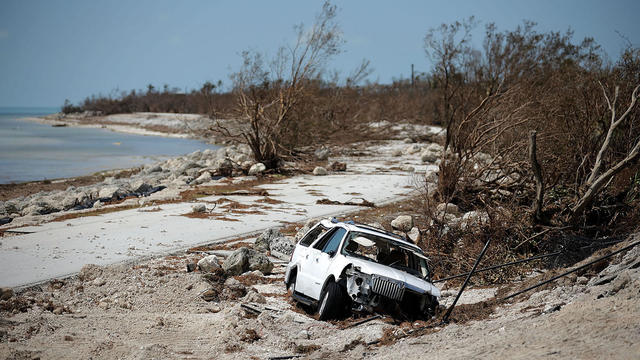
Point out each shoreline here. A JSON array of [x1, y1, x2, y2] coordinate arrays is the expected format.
[[21, 111, 218, 142]]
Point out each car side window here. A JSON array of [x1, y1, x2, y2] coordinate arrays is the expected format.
[[299, 224, 328, 247], [319, 228, 347, 255]]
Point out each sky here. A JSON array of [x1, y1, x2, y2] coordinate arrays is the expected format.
[[0, 0, 639, 108]]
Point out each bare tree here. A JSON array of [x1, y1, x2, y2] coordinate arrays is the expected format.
[[571, 83, 640, 221], [215, 1, 342, 168]]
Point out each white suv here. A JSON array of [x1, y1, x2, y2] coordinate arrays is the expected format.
[[285, 218, 441, 320]]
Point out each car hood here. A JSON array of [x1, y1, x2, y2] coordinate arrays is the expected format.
[[347, 257, 441, 298]]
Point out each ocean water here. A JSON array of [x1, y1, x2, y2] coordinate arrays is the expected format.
[[0, 107, 218, 184]]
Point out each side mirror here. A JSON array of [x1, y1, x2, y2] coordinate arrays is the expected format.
[[327, 250, 336, 257]]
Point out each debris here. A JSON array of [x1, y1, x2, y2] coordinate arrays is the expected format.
[[503, 239, 640, 301], [316, 198, 375, 207], [241, 303, 262, 315], [442, 238, 492, 324], [329, 161, 347, 172], [346, 314, 382, 328]]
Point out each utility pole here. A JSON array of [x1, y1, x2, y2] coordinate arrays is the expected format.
[[411, 64, 415, 87]]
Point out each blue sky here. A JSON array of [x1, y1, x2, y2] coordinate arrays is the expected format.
[[0, 0, 638, 107]]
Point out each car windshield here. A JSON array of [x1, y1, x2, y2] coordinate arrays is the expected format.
[[341, 231, 429, 278]]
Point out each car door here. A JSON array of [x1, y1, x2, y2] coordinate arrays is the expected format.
[[304, 227, 347, 300]]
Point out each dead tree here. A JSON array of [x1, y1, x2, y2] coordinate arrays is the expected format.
[[214, 1, 342, 168], [571, 83, 640, 222]]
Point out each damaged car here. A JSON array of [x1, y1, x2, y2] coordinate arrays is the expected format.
[[284, 218, 440, 320]]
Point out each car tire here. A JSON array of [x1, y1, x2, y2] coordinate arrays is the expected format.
[[287, 273, 297, 295], [318, 281, 343, 320]]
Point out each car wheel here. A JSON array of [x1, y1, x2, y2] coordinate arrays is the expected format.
[[287, 273, 297, 295], [318, 281, 343, 320]]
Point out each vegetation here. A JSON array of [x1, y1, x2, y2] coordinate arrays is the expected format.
[[61, 3, 639, 267]]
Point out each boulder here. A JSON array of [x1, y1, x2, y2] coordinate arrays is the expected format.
[[313, 167, 328, 176], [131, 180, 153, 194], [391, 215, 414, 232], [407, 227, 421, 243], [255, 228, 283, 251], [192, 204, 207, 213], [248, 163, 267, 176], [146, 165, 163, 173], [223, 247, 273, 275], [98, 186, 123, 200], [460, 211, 490, 229], [270, 236, 295, 257], [401, 165, 415, 172], [314, 147, 330, 161], [403, 144, 422, 155], [242, 288, 266, 304], [391, 149, 403, 157], [0, 287, 14, 301], [193, 171, 213, 185], [436, 203, 460, 216], [197, 255, 221, 272]]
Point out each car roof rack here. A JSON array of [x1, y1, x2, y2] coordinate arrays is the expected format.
[[330, 218, 409, 243]]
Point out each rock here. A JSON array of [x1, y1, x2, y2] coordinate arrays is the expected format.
[[131, 180, 152, 194], [270, 236, 295, 257], [391, 149, 403, 157], [329, 161, 347, 172], [391, 215, 414, 232], [223, 247, 273, 276], [192, 203, 207, 213], [242, 288, 266, 304], [403, 137, 414, 144], [314, 147, 330, 160], [313, 167, 328, 176], [401, 165, 415, 172], [460, 211, 489, 229], [247, 250, 274, 274], [404, 144, 422, 155], [425, 171, 439, 184], [610, 270, 632, 294], [420, 143, 444, 163], [255, 228, 283, 252], [222, 278, 248, 300], [407, 227, 421, 243], [197, 255, 221, 272], [0, 287, 14, 301], [98, 186, 123, 200], [248, 163, 267, 176], [92, 277, 106, 287], [201, 288, 219, 302], [93, 200, 103, 209], [53, 307, 64, 315], [436, 203, 460, 216], [193, 171, 212, 185], [147, 165, 163, 173], [576, 276, 589, 285]]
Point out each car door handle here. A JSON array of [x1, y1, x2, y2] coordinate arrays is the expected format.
[[305, 254, 309, 259], [315, 258, 319, 262]]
